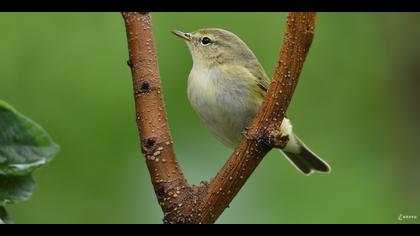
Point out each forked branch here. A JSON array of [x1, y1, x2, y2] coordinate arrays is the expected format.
[[122, 12, 316, 224]]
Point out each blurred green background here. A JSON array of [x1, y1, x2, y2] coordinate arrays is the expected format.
[[1, 12, 419, 224]]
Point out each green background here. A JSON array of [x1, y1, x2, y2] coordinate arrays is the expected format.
[[1, 13, 419, 224]]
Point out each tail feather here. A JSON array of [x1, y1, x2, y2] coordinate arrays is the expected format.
[[281, 135, 331, 175], [281, 150, 313, 175]]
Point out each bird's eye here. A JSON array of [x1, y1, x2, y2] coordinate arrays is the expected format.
[[201, 37, 212, 45]]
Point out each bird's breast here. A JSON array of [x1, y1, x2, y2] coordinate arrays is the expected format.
[[187, 66, 261, 148]]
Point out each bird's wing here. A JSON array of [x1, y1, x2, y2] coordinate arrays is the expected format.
[[244, 59, 270, 98]]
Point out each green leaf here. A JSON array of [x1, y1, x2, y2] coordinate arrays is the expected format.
[[0, 100, 59, 176], [0, 175, 36, 205], [0, 206, 12, 224]]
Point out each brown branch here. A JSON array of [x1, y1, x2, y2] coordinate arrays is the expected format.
[[121, 13, 192, 221], [122, 12, 316, 224]]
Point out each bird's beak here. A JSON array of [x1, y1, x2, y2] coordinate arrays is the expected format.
[[171, 30, 192, 41]]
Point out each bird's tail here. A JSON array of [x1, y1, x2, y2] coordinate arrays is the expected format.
[[280, 135, 331, 175]]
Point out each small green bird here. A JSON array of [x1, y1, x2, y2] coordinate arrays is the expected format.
[[172, 28, 330, 175]]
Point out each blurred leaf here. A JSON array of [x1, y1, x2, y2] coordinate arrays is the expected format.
[[0, 175, 36, 205], [0, 100, 59, 176], [0, 206, 12, 224]]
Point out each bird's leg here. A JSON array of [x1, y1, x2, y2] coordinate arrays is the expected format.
[[241, 126, 250, 139]]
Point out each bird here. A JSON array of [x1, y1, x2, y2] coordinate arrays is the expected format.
[[172, 28, 330, 175]]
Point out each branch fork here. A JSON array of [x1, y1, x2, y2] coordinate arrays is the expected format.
[[122, 12, 317, 224]]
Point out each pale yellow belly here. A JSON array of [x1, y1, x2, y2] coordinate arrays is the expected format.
[[187, 67, 263, 148]]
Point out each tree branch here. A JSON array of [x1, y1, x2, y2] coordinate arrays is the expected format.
[[121, 12, 192, 220], [122, 12, 316, 224]]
